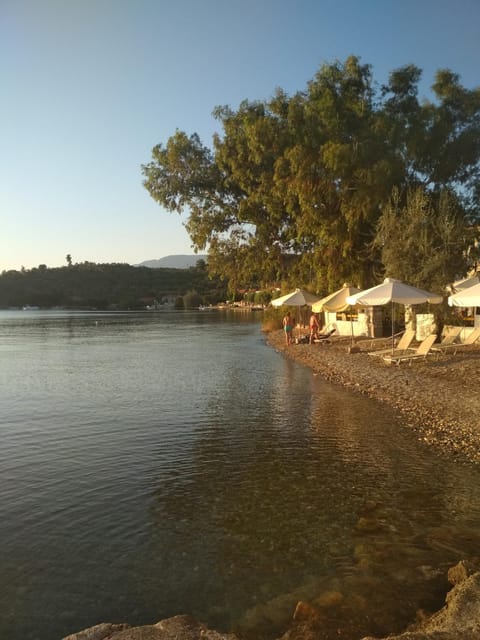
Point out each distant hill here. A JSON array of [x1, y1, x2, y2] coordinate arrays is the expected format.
[[0, 261, 226, 309], [136, 254, 208, 269]]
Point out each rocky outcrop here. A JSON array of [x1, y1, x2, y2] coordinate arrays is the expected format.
[[277, 561, 480, 640], [362, 563, 480, 639], [63, 564, 480, 640], [62, 615, 239, 640], [63, 623, 130, 640]]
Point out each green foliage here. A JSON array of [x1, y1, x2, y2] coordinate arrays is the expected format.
[[374, 186, 472, 292], [142, 56, 480, 294], [254, 290, 272, 305], [182, 290, 203, 309], [0, 263, 227, 309], [261, 305, 284, 332]]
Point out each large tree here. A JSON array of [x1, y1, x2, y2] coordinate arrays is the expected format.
[[142, 56, 480, 295], [374, 186, 473, 292]]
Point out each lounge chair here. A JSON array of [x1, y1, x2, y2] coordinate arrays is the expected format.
[[313, 328, 336, 343], [440, 327, 480, 355], [431, 326, 463, 355], [367, 329, 415, 357], [382, 334, 437, 366]]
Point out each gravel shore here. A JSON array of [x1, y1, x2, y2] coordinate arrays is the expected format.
[[266, 329, 480, 464]]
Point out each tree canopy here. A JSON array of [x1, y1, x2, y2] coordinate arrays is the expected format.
[[142, 56, 480, 295]]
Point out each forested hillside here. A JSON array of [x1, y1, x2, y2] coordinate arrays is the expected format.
[[0, 262, 227, 309]]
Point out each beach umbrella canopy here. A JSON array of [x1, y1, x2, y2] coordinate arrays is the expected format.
[[448, 282, 480, 307], [346, 278, 443, 307], [271, 288, 321, 307], [346, 278, 442, 352], [449, 274, 480, 293], [312, 283, 361, 346], [312, 283, 361, 313]]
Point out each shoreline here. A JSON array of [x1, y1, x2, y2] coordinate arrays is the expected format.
[[265, 329, 480, 465]]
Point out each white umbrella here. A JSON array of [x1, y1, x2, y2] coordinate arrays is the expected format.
[[312, 283, 361, 313], [271, 288, 321, 328], [346, 277, 443, 352], [347, 278, 443, 306], [448, 274, 480, 293], [448, 282, 480, 307], [312, 284, 361, 346], [271, 288, 321, 307]]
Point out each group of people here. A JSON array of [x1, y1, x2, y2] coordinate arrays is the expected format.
[[282, 311, 320, 345]]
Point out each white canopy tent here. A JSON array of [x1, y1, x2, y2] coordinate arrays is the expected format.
[[448, 274, 480, 293], [448, 282, 480, 307], [312, 284, 361, 313], [347, 278, 443, 352], [312, 284, 361, 344]]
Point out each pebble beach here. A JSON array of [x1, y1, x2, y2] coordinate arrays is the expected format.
[[266, 329, 480, 465]]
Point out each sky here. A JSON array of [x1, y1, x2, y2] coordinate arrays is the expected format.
[[1, 0, 479, 272]]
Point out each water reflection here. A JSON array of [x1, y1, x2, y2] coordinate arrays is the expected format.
[[149, 370, 480, 639], [2, 311, 480, 640]]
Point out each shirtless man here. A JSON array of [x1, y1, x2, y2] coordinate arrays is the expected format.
[[283, 311, 293, 345], [309, 312, 319, 344]]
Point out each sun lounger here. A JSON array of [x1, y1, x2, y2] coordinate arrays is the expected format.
[[440, 327, 480, 355], [382, 334, 437, 366], [313, 328, 336, 343], [367, 329, 415, 357], [364, 330, 405, 351], [459, 326, 480, 346], [431, 326, 462, 355]]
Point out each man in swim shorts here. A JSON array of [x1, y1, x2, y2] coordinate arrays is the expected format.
[[283, 311, 293, 345]]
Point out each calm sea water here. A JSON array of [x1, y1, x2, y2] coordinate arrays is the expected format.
[[1, 309, 480, 640]]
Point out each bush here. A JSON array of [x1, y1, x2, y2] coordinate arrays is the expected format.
[[254, 290, 272, 305], [183, 290, 203, 309], [261, 306, 284, 332]]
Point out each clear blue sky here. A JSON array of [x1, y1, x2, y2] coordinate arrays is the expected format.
[[2, 0, 479, 271]]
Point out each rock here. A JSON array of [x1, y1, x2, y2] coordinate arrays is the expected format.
[[65, 570, 480, 640], [448, 560, 476, 585], [355, 516, 383, 533], [154, 615, 238, 639], [62, 623, 131, 640], [292, 601, 322, 623], [62, 615, 239, 640], [360, 500, 380, 514], [420, 573, 480, 635], [360, 571, 480, 639], [314, 589, 344, 608]]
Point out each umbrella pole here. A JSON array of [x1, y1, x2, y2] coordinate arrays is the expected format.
[[350, 305, 354, 347], [391, 301, 395, 354]]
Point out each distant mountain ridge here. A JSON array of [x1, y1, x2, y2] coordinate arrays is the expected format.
[[136, 254, 208, 269]]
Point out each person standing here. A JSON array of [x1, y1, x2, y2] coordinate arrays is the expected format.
[[309, 312, 319, 344], [283, 311, 293, 345]]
